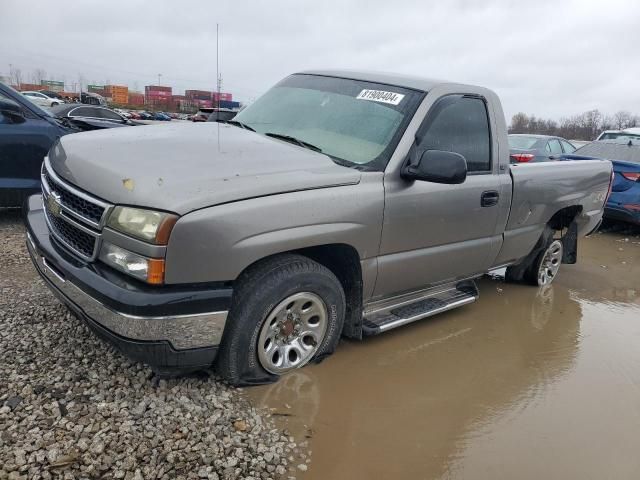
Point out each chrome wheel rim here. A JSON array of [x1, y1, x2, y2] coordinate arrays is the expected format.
[[538, 240, 563, 285], [257, 292, 328, 375]]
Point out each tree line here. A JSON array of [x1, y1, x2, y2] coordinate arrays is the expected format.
[[509, 110, 640, 141]]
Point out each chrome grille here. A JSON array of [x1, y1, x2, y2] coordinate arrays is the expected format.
[[41, 157, 111, 261], [43, 170, 105, 224], [44, 206, 97, 259]]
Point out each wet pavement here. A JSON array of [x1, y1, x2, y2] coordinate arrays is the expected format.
[[249, 224, 640, 479]]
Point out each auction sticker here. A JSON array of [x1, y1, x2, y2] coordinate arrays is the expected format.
[[356, 89, 405, 105]]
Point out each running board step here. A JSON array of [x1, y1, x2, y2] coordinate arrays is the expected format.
[[362, 281, 478, 336]]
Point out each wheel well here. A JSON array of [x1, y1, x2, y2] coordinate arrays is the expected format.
[[548, 206, 582, 230], [548, 206, 581, 264], [293, 244, 363, 340]]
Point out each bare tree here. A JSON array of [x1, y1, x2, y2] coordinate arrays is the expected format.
[[613, 111, 633, 130], [32, 68, 47, 85], [10, 68, 23, 87]]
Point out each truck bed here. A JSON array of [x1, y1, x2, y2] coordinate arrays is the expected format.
[[493, 160, 612, 266]]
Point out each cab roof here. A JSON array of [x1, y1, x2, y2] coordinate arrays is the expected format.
[[297, 69, 462, 93]]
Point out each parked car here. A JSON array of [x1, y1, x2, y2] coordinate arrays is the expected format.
[[206, 108, 237, 122], [50, 104, 138, 130], [561, 140, 640, 225], [508, 134, 576, 163], [596, 127, 640, 142], [128, 111, 141, 120], [1, 83, 73, 206], [80, 92, 107, 106], [0, 82, 138, 207], [24, 70, 612, 385], [21, 91, 62, 108], [154, 112, 172, 121], [192, 108, 213, 122], [40, 90, 66, 101]]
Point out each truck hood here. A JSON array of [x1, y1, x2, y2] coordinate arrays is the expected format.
[[51, 123, 361, 214]]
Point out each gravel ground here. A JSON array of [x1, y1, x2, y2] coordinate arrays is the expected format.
[[0, 210, 300, 480]]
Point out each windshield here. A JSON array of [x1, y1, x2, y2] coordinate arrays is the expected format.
[[508, 136, 539, 149], [0, 83, 52, 117], [599, 132, 640, 141], [234, 74, 422, 168]]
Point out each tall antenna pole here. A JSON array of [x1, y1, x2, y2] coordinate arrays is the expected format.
[[216, 23, 221, 117]]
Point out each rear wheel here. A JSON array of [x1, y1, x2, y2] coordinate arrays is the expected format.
[[506, 226, 564, 286], [216, 254, 345, 386], [525, 239, 563, 286]]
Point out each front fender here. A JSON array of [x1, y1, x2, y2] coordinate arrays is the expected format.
[[164, 175, 384, 284]]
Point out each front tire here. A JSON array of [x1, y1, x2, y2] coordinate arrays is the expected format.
[[216, 254, 345, 386]]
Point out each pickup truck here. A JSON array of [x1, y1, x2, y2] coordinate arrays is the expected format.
[[24, 70, 613, 386]]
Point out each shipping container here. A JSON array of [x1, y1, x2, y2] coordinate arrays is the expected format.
[[219, 100, 240, 109], [18, 83, 45, 91], [212, 92, 233, 101], [41, 80, 65, 92]]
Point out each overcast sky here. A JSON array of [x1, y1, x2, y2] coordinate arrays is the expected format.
[[1, 0, 639, 121]]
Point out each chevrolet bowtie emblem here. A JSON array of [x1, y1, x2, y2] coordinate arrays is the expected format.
[[47, 191, 62, 217]]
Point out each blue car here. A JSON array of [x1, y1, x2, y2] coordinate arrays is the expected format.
[[153, 112, 172, 121], [0, 82, 73, 207], [561, 140, 640, 225]]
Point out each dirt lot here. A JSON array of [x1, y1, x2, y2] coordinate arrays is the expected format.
[[249, 223, 640, 480], [1, 208, 639, 479]]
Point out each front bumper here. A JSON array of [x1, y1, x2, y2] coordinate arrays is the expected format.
[[25, 195, 233, 374]]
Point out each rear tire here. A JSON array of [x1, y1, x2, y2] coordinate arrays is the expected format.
[[216, 254, 345, 386], [506, 226, 563, 286]]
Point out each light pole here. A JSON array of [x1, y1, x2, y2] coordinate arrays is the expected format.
[[158, 73, 162, 86]]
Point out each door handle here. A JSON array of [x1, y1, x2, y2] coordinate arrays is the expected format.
[[481, 190, 499, 207]]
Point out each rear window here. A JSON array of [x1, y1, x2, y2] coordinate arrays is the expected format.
[[508, 136, 539, 149], [576, 142, 640, 164], [599, 132, 640, 141]]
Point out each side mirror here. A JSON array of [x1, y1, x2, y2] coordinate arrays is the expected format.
[[402, 149, 467, 184], [0, 98, 26, 124]]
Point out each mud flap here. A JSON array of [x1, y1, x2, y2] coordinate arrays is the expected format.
[[561, 221, 578, 264]]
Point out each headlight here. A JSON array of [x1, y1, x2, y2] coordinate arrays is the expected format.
[[107, 206, 178, 244], [99, 242, 165, 284]]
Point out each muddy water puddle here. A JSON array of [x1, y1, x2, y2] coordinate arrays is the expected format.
[[249, 226, 640, 479]]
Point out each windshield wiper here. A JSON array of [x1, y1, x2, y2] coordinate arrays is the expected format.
[[217, 119, 256, 132], [264, 132, 323, 153]]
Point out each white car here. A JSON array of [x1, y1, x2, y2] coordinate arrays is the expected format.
[[21, 91, 62, 108], [596, 127, 640, 142]]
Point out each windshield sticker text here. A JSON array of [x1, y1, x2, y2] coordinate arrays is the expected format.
[[356, 89, 405, 105]]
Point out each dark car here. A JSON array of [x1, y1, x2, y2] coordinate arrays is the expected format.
[[80, 92, 107, 106], [508, 134, 576, 163], [0, 83, 136, 207], [0, 82, 74, 207], [50, 104, 138, 130]]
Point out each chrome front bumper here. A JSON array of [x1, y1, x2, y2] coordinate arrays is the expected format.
[[26, 232, 228, 351]]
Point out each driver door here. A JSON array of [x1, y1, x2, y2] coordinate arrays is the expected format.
[[373, 94, 505, 298]]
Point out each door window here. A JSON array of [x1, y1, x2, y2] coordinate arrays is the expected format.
[[96, 108, 124, 121], [71, 107, 97, 117], [548, 139, 563, 154], [561, 140, 575, 153], [417, 96, 491, 172]]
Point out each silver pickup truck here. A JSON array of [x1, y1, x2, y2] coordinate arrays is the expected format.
[[25, 70, 613, 385]]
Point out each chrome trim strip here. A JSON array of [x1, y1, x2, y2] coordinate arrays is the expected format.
[[28, 240, 227, 350]]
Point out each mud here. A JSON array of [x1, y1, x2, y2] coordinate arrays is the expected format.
[[249, 224, 640, 479]]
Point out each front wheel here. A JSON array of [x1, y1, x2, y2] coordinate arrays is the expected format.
[[216, 254, 345, 386]]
